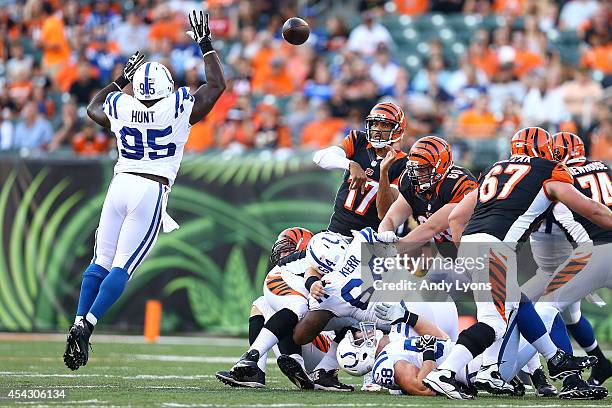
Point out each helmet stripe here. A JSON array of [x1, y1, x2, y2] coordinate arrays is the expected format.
[[144, 62, 152, 96], [373, 106, 397, 117]]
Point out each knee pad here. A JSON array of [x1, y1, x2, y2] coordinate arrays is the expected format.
[[457, 322, 496, 357], [561, 302, 581, 325], [264, 308, 298, 339]]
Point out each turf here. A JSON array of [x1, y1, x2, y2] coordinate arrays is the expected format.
[[0, 335, 609, 407]]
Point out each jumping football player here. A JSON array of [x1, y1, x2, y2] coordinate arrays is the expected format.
[[63, 11, 225, 370], [423, 127, 612, 399]]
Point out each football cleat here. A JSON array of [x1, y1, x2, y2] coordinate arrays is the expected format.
[[311, 369, 354, 392], [473, 364, 514, 395], [63, 319, 92, 371], [423, 369, 474, 400], [230, 349, 260, 378], [509, 376, 526, 397], [276, 355, 314, 390], [530, 366, 557, 397], [587, 356, 612, 386], [558, 373, 608, 400], [547, 349, 597, 380], [361, 371, 382, 392], [215, 368, 265, 388]]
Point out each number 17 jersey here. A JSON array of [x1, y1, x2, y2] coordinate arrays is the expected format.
[[103, 87, 195, 185]]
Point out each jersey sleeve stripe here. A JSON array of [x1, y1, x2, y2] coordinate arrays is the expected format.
[[174, 90, 180, 119], [111, 93, 122, 119], [105, 92, 117, 117]]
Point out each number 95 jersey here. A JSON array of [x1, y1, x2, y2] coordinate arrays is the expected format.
[[103, 87, 195, 185]]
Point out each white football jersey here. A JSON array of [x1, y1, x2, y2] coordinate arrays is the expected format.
[[372, 333, 453, 389], [103, 87, 195, 185]]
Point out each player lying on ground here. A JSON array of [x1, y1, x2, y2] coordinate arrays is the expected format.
[[423, 127, 611, 399], [63, 10, 225, 371], [216, 227, 354, 391]]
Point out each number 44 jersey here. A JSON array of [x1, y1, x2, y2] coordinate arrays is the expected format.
[[103, 88, 195, 185]]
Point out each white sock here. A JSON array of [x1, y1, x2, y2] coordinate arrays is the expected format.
[[481, 338, 502, 366], [249, 328, 279, 356], [290, 353, 306, 370], [314, 341, 339, 371], [74, 316, 83, 324], [438, 344, 474, 374], [85, 312, 98, 326], [257, 351, 267, 372], [531, 335, 557, 361]]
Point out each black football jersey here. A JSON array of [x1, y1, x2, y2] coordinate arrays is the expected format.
[[327, 130, 407, 236], [555, 160, 612, 243], [399, 165, 477, 243], [464, 156, 573, 242]]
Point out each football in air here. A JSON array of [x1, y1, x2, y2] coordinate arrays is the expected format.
[[282, 17, 310, 45]]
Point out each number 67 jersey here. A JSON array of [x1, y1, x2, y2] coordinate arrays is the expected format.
[[103, 87, 195, 185], [463, 155, 574, 242]]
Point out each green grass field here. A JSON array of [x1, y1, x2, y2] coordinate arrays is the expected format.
[[0, 334, 609, 408]]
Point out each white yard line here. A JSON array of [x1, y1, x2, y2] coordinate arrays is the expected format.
[[0, 333, 248, 347]]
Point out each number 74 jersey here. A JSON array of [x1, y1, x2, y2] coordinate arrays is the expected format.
[[103, 88, 195, 186]]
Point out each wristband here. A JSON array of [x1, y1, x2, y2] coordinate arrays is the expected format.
[[198, 37, 214, 55], [305, 276, 320, 292], [405, 311, 419, 327], [113, 75, 129, 90], [422, 350, 435, 362]]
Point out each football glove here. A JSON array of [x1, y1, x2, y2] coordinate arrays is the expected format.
[[187, 10, 214, 55], [114, 51, 145, 89], [416, 334, 437, 353], [376, 231, 399, 243]]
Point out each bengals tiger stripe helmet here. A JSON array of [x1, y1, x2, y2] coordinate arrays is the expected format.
[[365, 102, 407, 148], [552, 132, 586, 165], [269, 227, 313, 265], [406, 136, 453, 194], [510, 127, 553, 160]]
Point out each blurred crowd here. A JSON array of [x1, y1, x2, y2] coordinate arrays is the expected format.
[[0, 0, 610, 166]]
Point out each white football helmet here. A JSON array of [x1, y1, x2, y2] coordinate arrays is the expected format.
[[132, 62, 174, 100], [306, 231, 349, 274], [337, 322, 383, 376]]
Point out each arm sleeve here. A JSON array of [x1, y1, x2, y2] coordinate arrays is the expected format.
[[552, 203, 592, 244], [313, 145, 350, 170], [341, 130, 358, 159], [448, 176, 478, 204]]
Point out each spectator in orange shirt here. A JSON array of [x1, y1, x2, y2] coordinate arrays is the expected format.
[[148, 4, 181, 49], [456, 96, 499, 139], [589, 117, 612, 161], [72, 122, 108, 156], [512, 31, 544, 77], [39, 2, 71, 77], [301, 104, 346, 149], [8, 66, 33, 107], [251, 57, 294, 96], [218, 108, 254, 151], [468, 36, 499, 80], [394, 0, 429, 15]]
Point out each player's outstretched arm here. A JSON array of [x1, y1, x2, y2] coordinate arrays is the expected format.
[[87, 51, 146, 128], [448, 189, 477, 243], [546, 181, 612, 229], [398, 203, 456, 249], [186, 10, 226, 125], [379, 194, 412, 232]]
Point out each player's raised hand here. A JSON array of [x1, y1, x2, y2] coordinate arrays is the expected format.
[[187, 10, 212, 46], [416, 334, 437, 353], [380, 146, 398, 173], [348, 161, 367, 194], [123, 51, 146, 82]]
